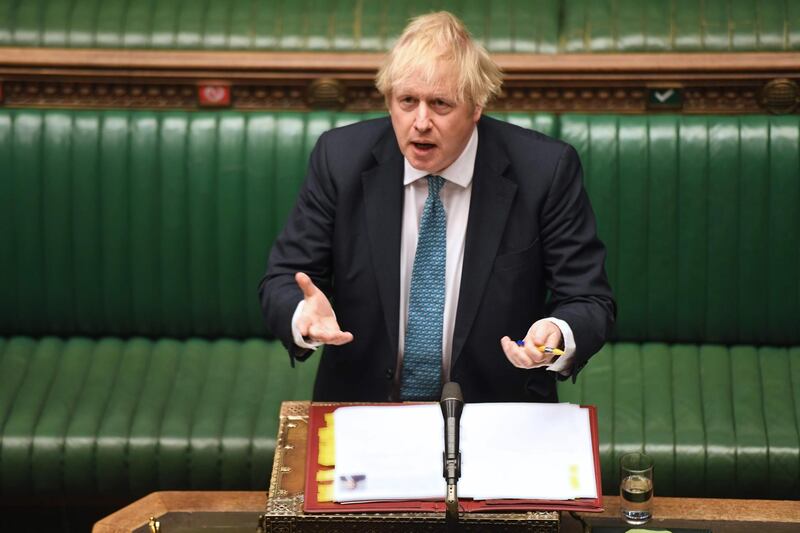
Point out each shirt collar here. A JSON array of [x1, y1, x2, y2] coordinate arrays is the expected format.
[[403, 126, 478, 188]]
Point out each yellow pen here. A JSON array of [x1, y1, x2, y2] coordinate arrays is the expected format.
[[515, 340, 565, 358]]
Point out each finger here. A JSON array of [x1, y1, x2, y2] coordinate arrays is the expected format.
[[525, 343, 550, 364], [530, 324, 553, 347], [308, 324, 353, 345], [528, 321, 561, 359], [532, 331, 562, 363], [544, 330, 562, 352], [295, 272, 320, 299], [327, 331, 354, 346], [501, 336, 534, 368], [515, 335, 547, 364], [499, 337, 521, 364]]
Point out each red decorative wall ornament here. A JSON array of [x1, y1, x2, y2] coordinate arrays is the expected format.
[[198, 84, 230, 107]]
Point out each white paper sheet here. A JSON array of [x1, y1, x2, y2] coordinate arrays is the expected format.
[[332, 402, 597, 503], [333, 404, 445, 502], [458, 403, 597, 500]]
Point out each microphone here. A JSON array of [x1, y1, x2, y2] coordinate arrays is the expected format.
[[440, 382, 463, 519]]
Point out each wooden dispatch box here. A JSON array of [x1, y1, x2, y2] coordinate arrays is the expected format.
[[262, 401, 560, 532]]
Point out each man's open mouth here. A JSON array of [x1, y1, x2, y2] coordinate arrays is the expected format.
[[412, 142, 436, 151]]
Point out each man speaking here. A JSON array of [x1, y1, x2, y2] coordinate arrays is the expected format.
[[259, 12, 615, 403]]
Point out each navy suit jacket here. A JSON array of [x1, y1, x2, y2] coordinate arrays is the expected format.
[[259, 115, 615, 402]]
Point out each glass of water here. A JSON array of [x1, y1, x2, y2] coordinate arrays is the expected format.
[[619, 452, 654, 525]]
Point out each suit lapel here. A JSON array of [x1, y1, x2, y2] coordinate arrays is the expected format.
[[362, 131, 404, 358], [360, 119, 517, 368], [452, 122, 516, 365]]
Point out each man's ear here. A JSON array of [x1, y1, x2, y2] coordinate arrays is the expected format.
[[472, 105, 483, 122]]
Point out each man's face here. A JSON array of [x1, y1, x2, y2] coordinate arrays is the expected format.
[[388, 63, 482, 174]]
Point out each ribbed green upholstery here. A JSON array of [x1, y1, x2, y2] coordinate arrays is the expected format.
[[0, 336, 318, 497], [0, 109, 554, 339], [0, 110, 372, 338], [0, 109, 557, 502], [561, 0, 800, 51], [1, 108, 798, 504], [2, 0, 798, 52], [556, 114, 800, 495], [557, 344, 800, 498], [0, 0, 561, 52], [560, 114, 800, 346]]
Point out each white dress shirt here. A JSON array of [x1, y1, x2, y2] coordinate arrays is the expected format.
[[292, 126, 576, 378]]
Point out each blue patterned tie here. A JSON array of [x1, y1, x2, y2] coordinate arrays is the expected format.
[[401, 175, 446, 400]]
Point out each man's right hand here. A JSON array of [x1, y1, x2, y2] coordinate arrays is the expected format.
[[294, 272, 354, 346]]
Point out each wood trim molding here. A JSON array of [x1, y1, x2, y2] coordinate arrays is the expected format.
[[91, 491, 266, 533], [1, 48, 798, 113], [91, 491, 800, 533], [3, 48, 799, 76]]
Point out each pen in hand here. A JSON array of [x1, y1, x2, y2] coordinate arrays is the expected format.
[[516, 340, 565, 358]]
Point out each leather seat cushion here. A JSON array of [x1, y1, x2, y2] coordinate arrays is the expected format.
[[558, 342, 800, 498], [0, 336, 318, 498]]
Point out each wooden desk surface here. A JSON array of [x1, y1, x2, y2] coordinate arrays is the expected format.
[[92, 491, 266, 533], [93, 401, 800, 532], [94, 491, 800, 532], [564, 495, 800, 533]]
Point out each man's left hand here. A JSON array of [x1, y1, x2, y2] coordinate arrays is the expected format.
[[500, 319, 563, 369]]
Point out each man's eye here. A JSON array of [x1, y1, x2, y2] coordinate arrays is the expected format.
[[432, 99, 451, 110]]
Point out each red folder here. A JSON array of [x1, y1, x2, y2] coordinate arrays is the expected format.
[[303, 403, 604, 514]]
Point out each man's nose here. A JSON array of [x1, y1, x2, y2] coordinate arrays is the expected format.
[[414, 104, 431, 131]]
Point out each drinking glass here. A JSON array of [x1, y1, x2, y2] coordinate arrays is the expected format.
[[619, 452, 654, 525]]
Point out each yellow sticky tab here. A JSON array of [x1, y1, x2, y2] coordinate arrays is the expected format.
[[319, 445, 335, 467], [318, 425, 336, 466], [318, 426, 333, 443], [317, 482, 334, 502], [569, 464, 580, 490], [316, 469, 335, 483], [318, 410, 336, 467]]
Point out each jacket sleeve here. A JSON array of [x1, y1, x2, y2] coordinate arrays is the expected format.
[[258, 131, 337, 365], [540, 144, 616, 381]]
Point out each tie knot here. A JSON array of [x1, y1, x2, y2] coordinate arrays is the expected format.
[[427, 175, 445, 196]]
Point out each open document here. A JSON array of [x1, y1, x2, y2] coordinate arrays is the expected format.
[[332, 403, 598, 503]]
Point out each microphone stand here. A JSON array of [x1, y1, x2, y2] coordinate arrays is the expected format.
[[440, 382, 463, 527]]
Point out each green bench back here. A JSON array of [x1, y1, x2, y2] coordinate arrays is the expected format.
[[562, 115, 800, 346], [559, 342, 800, 498], [2, 109, 799, 346], [1, 0, 797, 52], [0, 110, 374, 338], [0, 336, 319, 496], [1, 109, 799, 500]]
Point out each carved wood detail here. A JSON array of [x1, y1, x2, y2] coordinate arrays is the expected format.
[[0, 49, 798, 114]]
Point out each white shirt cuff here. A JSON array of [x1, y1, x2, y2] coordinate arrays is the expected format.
[[541, 316, 576, 375], [291, 300, 324, 350]]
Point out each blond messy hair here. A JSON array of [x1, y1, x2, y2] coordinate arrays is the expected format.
[[375, 11, 502, 109]]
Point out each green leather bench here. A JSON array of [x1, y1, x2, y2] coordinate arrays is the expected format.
[[1, 0, 797, 52], [563, 114, 800, 347], [557, 114, 800, 499], [1, 109, 798, 505]]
